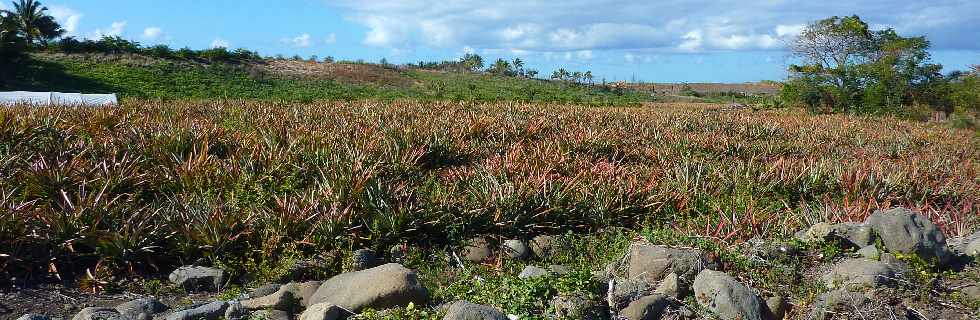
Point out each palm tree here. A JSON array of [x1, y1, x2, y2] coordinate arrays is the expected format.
[[512, 58, 524, 76], [584, 71, 594, 86], [7, 0, 64, 46]]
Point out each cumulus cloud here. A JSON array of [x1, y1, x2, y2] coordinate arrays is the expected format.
[[331, 0, 980, 52], [211, 38, 231, 48], [48, 6, 83, 36], [142, 27, 163, 40], [89, 21, 126, 39], [282, 33, 312, 47]]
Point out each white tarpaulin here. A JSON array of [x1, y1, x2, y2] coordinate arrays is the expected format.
[[0, 91, 118, 106]]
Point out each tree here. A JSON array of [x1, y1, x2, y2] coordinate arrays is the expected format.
[[488, 58, 513, 76], [460, 53, 484, 72], [512, 58, 525, 76], [785, 15, 944, 113], [1, 9, 25, 53], [5, 0, 63, 47], [584, 71, 594, 86]]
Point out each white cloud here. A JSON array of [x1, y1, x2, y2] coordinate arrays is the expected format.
[[576, 50, 593, 60], [333, 0, 980, 52], [325, 33, 337, 44], [282, 33, 312, 47], [142, 27, 163, 40], [48, 6, 83, 36], [89, 21, 126, 39], [211, 38, 231, 48]]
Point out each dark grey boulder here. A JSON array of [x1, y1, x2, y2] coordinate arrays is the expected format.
[[224, 301, 247, 320], [608, 278, 655, 312], [116, 297, 168, 320], [654, 272, 685, 299], [618, 294, 669, 320], [692, 270, 765, 320], [17, 314, 51, 320], [248, 283, 282, 299], [163, 301, 228, 320], [764, 296, 789, 320], [822, 258, 898, 289], [518, 265, 551, 279], [443, 301, 508, 320], [168, 266, 225, 292], [72, 308, 122, 320], [551, 292, 605, 320], [299, 302, 346, 320], [462, 237, 494, 262], [309, 263, 429, 312], [627, 243, 715, 282], [501, 239, 530, 260], [809, 289, 869, 320], [866, 207, 952, 265], [351, 248, 379, 271]]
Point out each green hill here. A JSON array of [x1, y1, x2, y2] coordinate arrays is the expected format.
[[2, 53, 649, 105]]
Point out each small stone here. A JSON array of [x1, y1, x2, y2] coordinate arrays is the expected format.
[[501, 240, 531, 260], [608, 278, 654, 311], [299, 302, 345, 320], [518, 266, 551, 279], [551, 292, 605, 320], [284, 258, 328, 282], [309, 263, 429, 313], [549, 265, 570, 275], [627, 243, 715, 283], [73, 308, 122, 320], [16, 314, 51, 320], [866, 207, 952, 265], [530, 235, 565, 259], [462, 237, 494, 262], [168, 266, 225, 292], [822, 258, 898, 289], [443, 301, 509, 320], [960, 285, 980, 302], [962, 233, 980, 257], [843, 223, 875, 247], [619, 294, 669, 320], [116, 297, 168, 320], [856, 245, 880, 260], [251, 310, 291, 320], [692, 270, 764, 320], [164, 301, 228, 320], [241, 283, 301, 313], [764, 296, 789, 320], [809, 289, 869, 320], [351, 249, 379, 271], [248, 283, 282, 299], [654, 272, 684, 299], [224, 301, 247, 320]]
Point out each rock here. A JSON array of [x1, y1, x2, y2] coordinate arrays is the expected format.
[[960, 285, 980, 302], [224, 301, 247, 320], [809, 289, 869, 320], [241, 282, 301, 312], [608, 278, 655, 311], [17, 314, 51, 320], [627, 243, 715, 282], [518, 266, 551, 279], [443, 301, 509, 320], [551, 292, 605, 320], [764, 296, 789, 320], [549, 265, 570, 276], [351, 249, 379, 271], [762, 242, 801, 258], [164, 301, 228, 320], [501, 239, 530, 260], [249, 283, 282, 299], [299, 302, 345, 320], [530, 235, 565, 259], [294, 281, 323, 307], [822, 258, 898, 289], [692, 270, 764, 320], [654, 272, 684, 299], [797, 222, 872, 248], [309, 263, 429, 312], [866, 207, 952, 265], [856, 245, 880, 260], [72, 308, 123, 320], [250, 310, 291, 320], [168, 266, 225, 292], [284, 258, 328, 282], [618, 294, 669, 320], [116, 298, 168, 320], [956, 232, 980, 257], [462, 237, 494, 262]]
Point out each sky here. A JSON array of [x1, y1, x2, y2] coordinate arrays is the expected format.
[[15, 0, 980, 83]]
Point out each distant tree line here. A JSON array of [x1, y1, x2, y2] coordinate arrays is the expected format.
[[782, 15, 978, 115]]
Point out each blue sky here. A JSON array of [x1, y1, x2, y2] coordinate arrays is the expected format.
[[18, 0, 980, 82]]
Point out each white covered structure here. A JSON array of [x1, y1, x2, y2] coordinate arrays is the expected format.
[[0, 91, 118, 106]]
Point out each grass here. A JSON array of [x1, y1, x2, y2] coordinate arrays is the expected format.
[[1, 100, 975, 288]]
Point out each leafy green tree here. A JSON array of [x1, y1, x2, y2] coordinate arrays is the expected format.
[[784, 15, 944, 114], [488, 58, 513, 76], [584, 71, 594, 86], [460, 53, 484, 72], [5, 0, 63, 46], [1, 9, 25, 53], [512, 57, 525, 76]]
